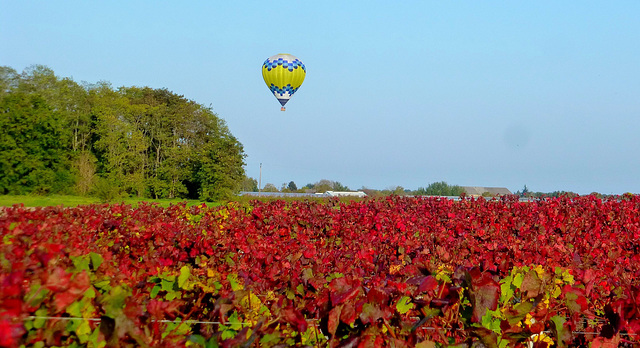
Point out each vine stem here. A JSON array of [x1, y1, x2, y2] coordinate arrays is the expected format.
[[383, 319, 397, 340]]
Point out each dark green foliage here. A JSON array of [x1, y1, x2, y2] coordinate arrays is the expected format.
[[305, 179, 351, 193], [240, 176, 259, 192], [91, 176, 124, 202], [195, 135, 245, 201], [0, 65, 246, 200], [0, 92, 73, 194], [414, 181, 465, 196]]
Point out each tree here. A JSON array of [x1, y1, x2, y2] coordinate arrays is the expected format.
[[195, 124, 246, 201], [262, 183, 278, 192], [0, 65, 247, 200], [313, 179, 333, 193], [415, 181, 464, 196], [519, 185, 530, 197], [91, 85, 150, 197], [0, 92, 73, 194], [0, 66, 19, 98], [16, 65, 92, 153], [333, 181, 350, 192], [287, 181, 298, 191], [72, 151, 97, 196], [305, 179, 350, 193], [240, 176, 258, 192], [391, 186, 406, 196]]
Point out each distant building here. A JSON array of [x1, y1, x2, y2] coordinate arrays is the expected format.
[[239, 191, 317, 198], [238, 191, 367, 198], [324, 191, 367, 198], [462, 186, 512, 196]]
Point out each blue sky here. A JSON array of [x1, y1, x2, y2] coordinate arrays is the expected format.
[[2, 1, 639, 194]]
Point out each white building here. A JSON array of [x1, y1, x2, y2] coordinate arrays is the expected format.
[[324, 191, 367, 198]]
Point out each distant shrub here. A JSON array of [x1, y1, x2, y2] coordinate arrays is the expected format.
[[91, 176, 123, 202]]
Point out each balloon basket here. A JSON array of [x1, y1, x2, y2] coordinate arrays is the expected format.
[[281, 107, 286, 111]]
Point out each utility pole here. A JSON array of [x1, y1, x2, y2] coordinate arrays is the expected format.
[[258, 163, 262, 196]]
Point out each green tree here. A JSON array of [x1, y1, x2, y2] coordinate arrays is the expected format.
[[262, 183, 278, 192], [124, 87, 189, 198], [90, 85, 150, 197], [194, 119, 246, 201], [415, 181, 464, 196], [72, 150, 97, 196], [17, 65, 92, 153], [313, 180, 333, 193], [287, 181, 298, 191], [0, 66, 19, 98], [122, 87, 246, 200], [391, 186, 406, 196], [516, 185, 530, 197], [0, 92, 73, 194], [1, 65, 92, 194], [240, 176, 258, 192], [0, 65, 246, 200], [306, 179, 350, 193], [333, 181, 350, 191]]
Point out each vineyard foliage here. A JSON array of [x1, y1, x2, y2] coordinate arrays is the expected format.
[[2, 195, 640, 347]]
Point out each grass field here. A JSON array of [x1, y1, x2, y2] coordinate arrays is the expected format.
[[0, 193, 366, 208], [0, 194, 206, 208]]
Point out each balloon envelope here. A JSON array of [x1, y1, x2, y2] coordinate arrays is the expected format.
[[262, 54, 306, 108]]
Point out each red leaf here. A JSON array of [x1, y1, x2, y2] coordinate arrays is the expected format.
[[387, 337, 410, 348], [54, 291, 80, 312], [340, 302, 358, 325], [418, 276, 439, 293], [626, 318, 640, 335], [591, 335, 621, 348], [471, 272, 500, 323], [69, 270, 91, 294], [147, 299, 181, 318], [583, 268, 597, 296], [1, 271, 23, 298], [329, 278, 361, 306], [520, 270, 543, 299], [576, 295, 588, 311], [303, 247, 316, 258], [328, 305, 342, 336], [43, 243, 66, 254], [388, 281, 408, 292], [0, 319, 26, 347], [360, 303, 384, 325], [367, 288, 389, 304], [1, 299, 23, 317], [281, 307, 307, 333], [45, 267, 72, 292]]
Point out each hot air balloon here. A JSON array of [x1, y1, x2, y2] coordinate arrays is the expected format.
[[262, 53, 306, 111]]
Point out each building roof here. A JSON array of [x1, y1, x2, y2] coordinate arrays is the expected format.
[[238, 191, 367, 198], [325, 191, 367, 197], [239, 191, 318, 197]]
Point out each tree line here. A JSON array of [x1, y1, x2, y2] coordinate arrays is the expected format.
[[241, 179, 468, 197], [0, 65, 246, 200], [247, 180, 595, 198]]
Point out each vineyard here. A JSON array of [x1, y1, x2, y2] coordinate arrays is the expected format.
[[2, 195, 640, 347]]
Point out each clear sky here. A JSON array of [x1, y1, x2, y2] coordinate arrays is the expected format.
[[2, 1, 639, 194]]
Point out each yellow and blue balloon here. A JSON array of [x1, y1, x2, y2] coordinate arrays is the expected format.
[[262, 53, 306, 111]]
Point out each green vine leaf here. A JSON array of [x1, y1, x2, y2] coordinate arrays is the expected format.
[[396, 296, 414, 314], [178, 265, 191, 289]]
